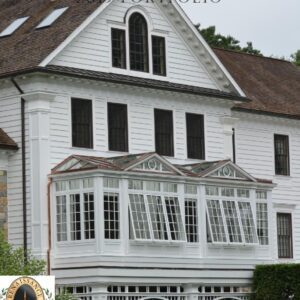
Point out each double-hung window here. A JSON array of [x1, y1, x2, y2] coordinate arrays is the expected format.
[[154, 109, 174, 156], [152, 36, 166, 76], [108, 103, 128, 152], [205, 186, 258, 245], [103, 178, 120, 240], [256, 190, 269, 245], [111, 28, 126, 69], [186, 113, 205, 159], [184, 184, 199, 243], [128, 180, 186, 242], [71, 98, 93, 149], [277, 213, 293, 258], [274, 134, 290, 175], [55, 178, 95, 242]]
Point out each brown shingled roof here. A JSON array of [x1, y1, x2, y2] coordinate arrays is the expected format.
[[0, 0, 102, 76], [213, 48, 300, 119], [0, 128, 18, 150]]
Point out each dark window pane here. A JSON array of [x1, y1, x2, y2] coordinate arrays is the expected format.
[[186, 113, 205, 159], [71, 98, 93, 149], [108, 103, 128, 152], [154, 109, 174, 156], [152, 36, 166, 76], [277, 213, 293, 258], [129, 13, 149, 72], [111, 28, 126, 69], [274, 134, 290, 175]]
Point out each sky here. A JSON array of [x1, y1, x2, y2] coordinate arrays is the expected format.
[[178, 0, 300, 58]]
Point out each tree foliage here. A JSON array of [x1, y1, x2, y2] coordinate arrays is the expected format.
[[252, 264, 300, 300], [291, 50, 300, 66], [0, 230, 46, 275], [197, 25, 262, 55]]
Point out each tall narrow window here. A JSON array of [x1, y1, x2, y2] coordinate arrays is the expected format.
[[277, 213, 293, 258], [256, 202, 268, 245], [129, 13, 149, 72], [71, 98, 93, 149], [154, 109, 174, 156], [108, 103, 128, 152], [111, 28, 126, 69], [274, 134, 290, 175], [185, 199, 198, 243], [186, 113, 205, 159], [84, 192, 95, 239], [70, 194, 81, 241], [56, 195, 67, 242], [152, 36, 166, 76], [103, 178, 120, 240]]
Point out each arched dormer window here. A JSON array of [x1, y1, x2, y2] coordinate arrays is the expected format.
[[129, 13, 149, 72]]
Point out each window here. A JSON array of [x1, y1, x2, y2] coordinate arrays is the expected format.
[[186, 113, 205, 159], [111, 28, 126, 69], [129, 13, 149, 72], [256, 190, 268, 245], [128, 180, 186, 242], [154, 109, 174, 156], [274, 134, 290, 175], [36, 7, 68, 29], [0, 17, 29, 37], [71, 98, 93, 149], [103, 178, 120, 240], [206, 186, 258, 245], [152, 36, 166, 76], [277, 213, 293, 258], [185, 199, 198, 243], [55, 179, 95, 242], [108, 103, 128, 152]]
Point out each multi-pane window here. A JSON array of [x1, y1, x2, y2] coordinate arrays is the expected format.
[[277, 213, 293, 258], [186, 113, 205, 159], [256, 190, 268, 245], [57, 286, 92, 300], [111, 28, 126, 69], [152, 36, 166, 76], [55, 179, 95, 242], [274, 134, 290, 175], [71, 98, 93, 149], [206, 186, 258, 245], [185, 184, 198, 243], [103, 178, 120, 240], [129, 13, 149, 72], [108, 103, 128, 152], [154, 109, 174, 156], [128, 180, 185, 242]]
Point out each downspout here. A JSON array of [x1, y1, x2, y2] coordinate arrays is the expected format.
[[11, 77, 28, 262], [47, 178, 52, 275]]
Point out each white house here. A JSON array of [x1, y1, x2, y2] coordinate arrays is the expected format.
[[0, 0, 300, 300]]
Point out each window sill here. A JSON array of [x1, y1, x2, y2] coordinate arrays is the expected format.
[[274, 175, 292, 180], [57, 240, 96, 247], [129, 240, 186, 246], [207, 243, 258, 249], [70, 146, 95, 152]]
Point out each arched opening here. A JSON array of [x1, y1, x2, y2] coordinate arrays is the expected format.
[[129, 12, 149, 72]]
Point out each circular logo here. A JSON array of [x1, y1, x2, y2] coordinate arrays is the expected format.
[[6, 277, 45, 300]]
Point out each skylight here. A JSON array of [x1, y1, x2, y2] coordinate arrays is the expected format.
[[36, 7, 68, 29], [0, 17, 29, 37]]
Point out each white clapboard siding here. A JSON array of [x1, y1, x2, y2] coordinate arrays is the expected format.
[[51, 0, 218, 90], [0, 90, 31, 248], [235, 112, 300, 260]]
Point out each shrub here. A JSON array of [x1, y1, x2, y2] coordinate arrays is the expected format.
[[0, 230, 46, 275], [253, 264, 300, 300]]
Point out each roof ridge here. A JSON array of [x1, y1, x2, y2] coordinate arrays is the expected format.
[[212, 47, 293, 64]]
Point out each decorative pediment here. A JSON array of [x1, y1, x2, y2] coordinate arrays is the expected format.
[[204, 161, 257, 182], [125, 153, 184, 176]]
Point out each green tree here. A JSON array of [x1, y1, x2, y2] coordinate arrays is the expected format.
[[291, 50, 300, 66], [0, 230, 46, 275], [197, 25, 262, 55]]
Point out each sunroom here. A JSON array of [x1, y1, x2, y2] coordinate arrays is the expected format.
[[50, 152, 274, 257]]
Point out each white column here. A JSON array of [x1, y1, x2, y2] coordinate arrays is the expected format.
[[184, 284, 198, 300], [91, 284, 107, 300], [23, 92, 56, 259], [220, 117, 239, 160]]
